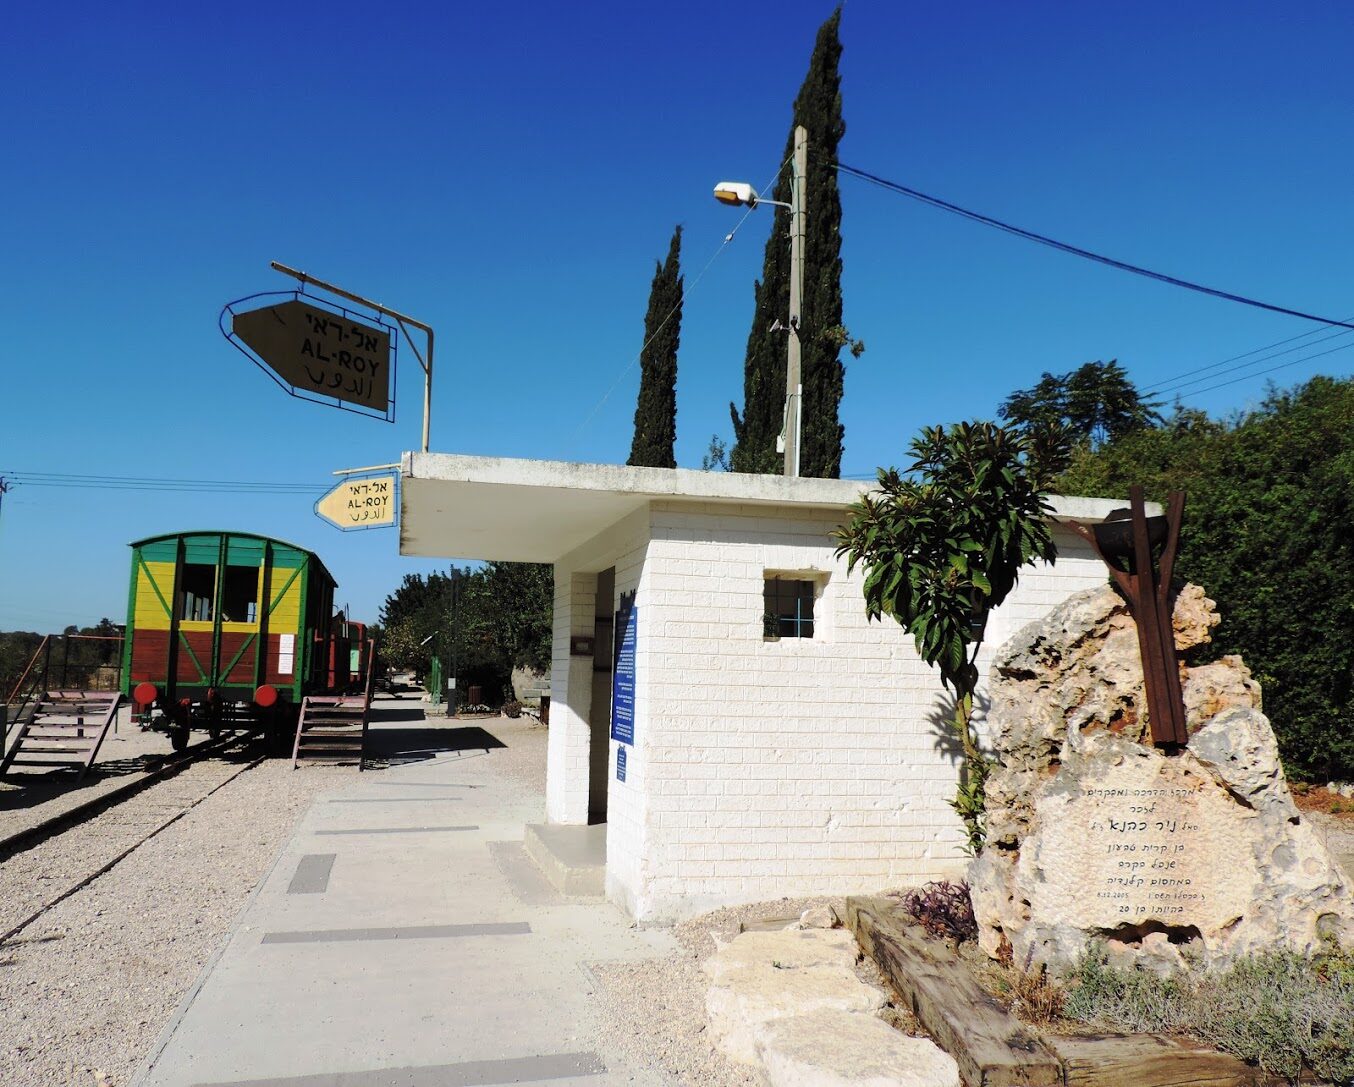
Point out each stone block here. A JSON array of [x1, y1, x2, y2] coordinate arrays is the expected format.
[[758, 1010, 960, 1087]]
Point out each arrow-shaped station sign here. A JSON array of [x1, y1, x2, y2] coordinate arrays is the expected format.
[[233, 299, 391, 414], [315, 474, 398, 531]]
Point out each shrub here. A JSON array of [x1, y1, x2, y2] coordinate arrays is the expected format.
[[900, 881, 978, 943], [1064, 944, 1354, 1083], [502, 699, 523, 719], [1010, 963, 1065, 1024]]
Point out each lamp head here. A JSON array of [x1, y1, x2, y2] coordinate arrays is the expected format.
[[713, 181, 758, 208], [1093, 508, 1169, 569]]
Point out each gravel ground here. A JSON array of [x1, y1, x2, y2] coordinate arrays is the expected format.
[[476, 713, 550, 790], [0, 724, 247, 843], [0, 747, 263, 936], [0, 759, 346, 1087]]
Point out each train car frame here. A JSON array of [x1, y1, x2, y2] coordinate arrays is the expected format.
[[121, 531, 340, 748]]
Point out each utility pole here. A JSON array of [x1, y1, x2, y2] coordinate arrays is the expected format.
[[784, 125, 808, 479]]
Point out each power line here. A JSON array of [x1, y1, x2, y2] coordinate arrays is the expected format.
[[1145, 322, 1354, 395], [1173, 338, 1354, 401], [831, 160, 1354, 332], [4, 471, 324, 495], [1150, 325, 1354, 398]]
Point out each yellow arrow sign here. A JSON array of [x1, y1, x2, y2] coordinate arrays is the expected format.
[[315, 474, 397, 531]]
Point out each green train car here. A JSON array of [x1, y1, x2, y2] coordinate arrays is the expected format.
[[121, 531, 339, 748]]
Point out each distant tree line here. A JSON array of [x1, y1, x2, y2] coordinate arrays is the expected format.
[[378, 563, 552, 706], [1, 618, 124, 698]]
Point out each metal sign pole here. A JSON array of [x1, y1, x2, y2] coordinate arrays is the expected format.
[[269, 262, 435, 453]]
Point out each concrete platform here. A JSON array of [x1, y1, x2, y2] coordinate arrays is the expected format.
[[524, 823, 607, 897], [132, 708, 674, 1087]]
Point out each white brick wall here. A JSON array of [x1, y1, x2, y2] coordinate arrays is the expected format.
[[632, 504, 1103, 921], [545, 498, 1107, 923], [545, 568, 596, 824]]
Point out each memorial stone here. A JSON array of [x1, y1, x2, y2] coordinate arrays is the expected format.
[[969, 584, 1354, 975]]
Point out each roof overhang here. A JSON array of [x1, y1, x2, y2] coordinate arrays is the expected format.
[[398, 452, 1145, 564]]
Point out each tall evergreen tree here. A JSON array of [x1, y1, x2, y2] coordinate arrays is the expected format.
[[730, 8, 848, 477], [628, 226, 683, 469]]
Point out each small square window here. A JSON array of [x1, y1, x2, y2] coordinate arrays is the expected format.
[[763, 577, 815, 639]]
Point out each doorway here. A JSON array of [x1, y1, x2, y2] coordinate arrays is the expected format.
[[588, 567, 615, 823]]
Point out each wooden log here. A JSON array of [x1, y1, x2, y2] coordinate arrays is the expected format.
[[1048, 1032, 1298, 1087], [846, 895, 1062, 1087]]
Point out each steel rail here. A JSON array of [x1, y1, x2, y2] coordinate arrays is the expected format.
[[0, 727, 262, 863], [0, 744, 267, 947]]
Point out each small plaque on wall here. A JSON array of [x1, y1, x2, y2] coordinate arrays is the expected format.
[[616, 745, 627, 782], [570, 635, 594, 656]]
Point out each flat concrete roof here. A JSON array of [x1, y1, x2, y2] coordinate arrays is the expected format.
[[399, 452, 1137, 563]]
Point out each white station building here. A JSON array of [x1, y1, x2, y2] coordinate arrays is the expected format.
[[399, 453, 1119, 922]]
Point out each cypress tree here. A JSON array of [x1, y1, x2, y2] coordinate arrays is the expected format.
[[730, 8, 848, 477], [628, 226, 683, 469]]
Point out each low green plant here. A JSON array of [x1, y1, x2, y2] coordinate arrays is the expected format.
[[1064, 944, 1354, 1083]]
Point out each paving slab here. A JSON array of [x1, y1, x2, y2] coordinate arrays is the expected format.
[[132, 710, 676, 1087]]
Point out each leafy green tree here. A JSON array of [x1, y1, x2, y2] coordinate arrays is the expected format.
[[1058, 376, 1354, 781], [730, 7, 851, 478], [377, 562, 553, 704], [1001, 360, 1160, 476], [378, 571, 459, 680], [629, 226, 683, 469], [834, 422, 1057, 851]]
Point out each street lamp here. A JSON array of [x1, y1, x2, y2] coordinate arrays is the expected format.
[[714, 124, 808, 478]]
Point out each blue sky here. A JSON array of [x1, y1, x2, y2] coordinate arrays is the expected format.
[[3, 1, 1352, 632]]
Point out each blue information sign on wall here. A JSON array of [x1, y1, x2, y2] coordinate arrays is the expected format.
[[616, 744, 627, 782], [610, 604, 637, 744]]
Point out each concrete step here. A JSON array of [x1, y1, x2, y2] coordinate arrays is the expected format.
[[523, 822, 606, 897]]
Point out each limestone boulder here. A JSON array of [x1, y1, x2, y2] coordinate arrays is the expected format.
[[971, 583, 1354, 976], [758, 1010, 960, 1087], [1183, 657, 1261, 732]]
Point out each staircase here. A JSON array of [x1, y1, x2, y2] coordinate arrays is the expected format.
[[0, 691, 122, 782], [291, 692, 371, 770]]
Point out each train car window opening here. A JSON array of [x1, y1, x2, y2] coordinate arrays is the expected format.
[[181, 564, 216, 622], [221, 566, 259, 624]]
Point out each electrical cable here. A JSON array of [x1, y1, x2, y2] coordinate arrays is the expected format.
[[3, 471, 323, 495], [1143, 317, 1354, 393], [1150, 325, 1354, 398], [1173, 339, 1354, 401], [831, 160, 1354, 333]]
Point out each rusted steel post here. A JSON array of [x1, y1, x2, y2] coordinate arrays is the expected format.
[[1070, 487, 1189, 748]]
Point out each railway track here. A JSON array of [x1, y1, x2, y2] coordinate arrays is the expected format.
[[0, 730, 268, 945]]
